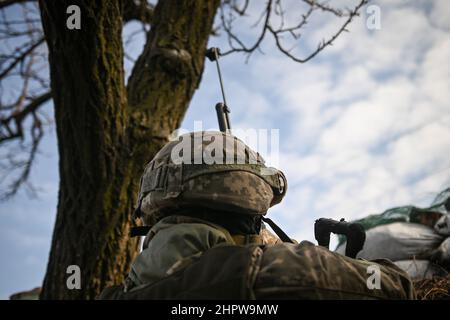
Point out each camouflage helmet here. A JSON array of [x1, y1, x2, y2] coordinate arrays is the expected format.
[[135, 131, 287, 226]]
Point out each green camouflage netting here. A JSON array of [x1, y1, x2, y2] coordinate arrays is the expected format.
[[337, 187, 450, 247]]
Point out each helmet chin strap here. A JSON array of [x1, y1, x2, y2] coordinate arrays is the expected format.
[[261, 217, 294, 243]]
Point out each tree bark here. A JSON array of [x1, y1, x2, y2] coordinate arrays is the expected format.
[[39, 0, 220, 299], [126, 0, 220, 171]]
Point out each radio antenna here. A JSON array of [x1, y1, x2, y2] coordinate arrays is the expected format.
[[206, 47, 231, 133]]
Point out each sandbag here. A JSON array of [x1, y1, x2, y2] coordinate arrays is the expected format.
[[336, 207, 443, 248], [394, 260, 448, 280], [431, 237, 450, 269], [336, 187, 450, 248], [100, 242, 415, 300], [434, 215, 450, 236], [336, 222, 443, 261]]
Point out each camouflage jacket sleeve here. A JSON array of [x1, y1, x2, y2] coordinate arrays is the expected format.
[[127, 217, 235, 288]]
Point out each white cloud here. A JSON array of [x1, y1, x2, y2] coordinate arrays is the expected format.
[[248, 1, 450, 240], [418, 37, 450, 108], [429, 0, 450, 30], [318, 77, 415, 153], [386, 122, 450, 180]]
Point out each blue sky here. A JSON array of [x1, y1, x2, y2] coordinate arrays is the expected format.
[[1, 0, 450, 299]]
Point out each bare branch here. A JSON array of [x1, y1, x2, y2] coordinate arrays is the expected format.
[[219, 0, 368, 63], [220, 0, 273, 58], [0, 37, 44, 79], [0, 113, 43, 200], [269, 1, 368, 63], [0, 0, 155, 198], [229, 0, 250, 16], [0, 91, 51, 142], [302, 0, 345, 17]]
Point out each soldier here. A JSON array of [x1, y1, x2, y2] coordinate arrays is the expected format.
[[124, 130, 287, 291], [100, 131, 416, 300]]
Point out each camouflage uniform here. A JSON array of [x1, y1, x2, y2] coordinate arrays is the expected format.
[[126, 215, 235, 289], [123, 131, 286, 291], [100, 131, 415, 299], [102, 241, 415, 300]]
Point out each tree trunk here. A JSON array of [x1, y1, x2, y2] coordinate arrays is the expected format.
[[39, 0, 220, 299], [126, 0, 220, 161]]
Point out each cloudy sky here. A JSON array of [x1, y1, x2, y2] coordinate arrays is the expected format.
[[1, 0, 449, 299]]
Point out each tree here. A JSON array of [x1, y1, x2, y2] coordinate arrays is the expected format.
[[0, 0, 367, 299]]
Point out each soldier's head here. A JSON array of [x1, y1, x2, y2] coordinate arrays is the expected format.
[[134, 131, 287, 230]]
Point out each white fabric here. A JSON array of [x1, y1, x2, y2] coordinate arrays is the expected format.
[[394, 260, 447, 280], [336, 222, 443, 261]]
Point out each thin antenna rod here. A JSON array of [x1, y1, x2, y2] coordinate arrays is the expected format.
[[206, 47, 231, 132], [213, 49, 227, 107]]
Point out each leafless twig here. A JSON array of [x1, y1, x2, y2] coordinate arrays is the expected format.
[[218, 0, 368, 63], [0, 0, 157, 198]]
